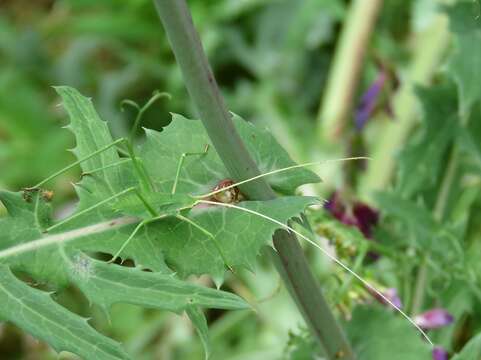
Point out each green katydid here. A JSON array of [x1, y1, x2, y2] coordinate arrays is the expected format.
[[21, 92, 432, 345], [23, 142, 432, 346]]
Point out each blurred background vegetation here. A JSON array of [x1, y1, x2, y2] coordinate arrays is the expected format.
[[1, 0, 480, 359]]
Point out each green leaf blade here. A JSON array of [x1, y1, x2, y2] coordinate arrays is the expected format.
[[446, 2, 481, 113], [0, 265, 130, 360], [346, 307, 431, 360], [140, 114, 320, 197], [452, 332, 481, 359], [135, 196, 320, 279], [69, 254, 250, 312]]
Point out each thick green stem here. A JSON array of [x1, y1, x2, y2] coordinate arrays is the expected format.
[[153, 1, 354, 358], [266, 242, 351, 358], [318, 0, 383, 143]]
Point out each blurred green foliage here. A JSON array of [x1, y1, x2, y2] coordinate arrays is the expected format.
[[1, 0, 481, 359]]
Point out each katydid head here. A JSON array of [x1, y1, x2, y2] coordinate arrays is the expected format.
[[210, 179, 242, 204], [196, 156, 370, 200]]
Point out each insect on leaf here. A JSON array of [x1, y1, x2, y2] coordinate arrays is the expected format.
[[140, 113, 320, 196], [0, 86, 320, 358]]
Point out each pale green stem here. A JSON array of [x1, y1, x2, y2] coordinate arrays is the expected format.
[[410, 256, 429, 316], [318, 0, 383, 143], [127, 92, 171, 142], [359, 15, 450, 199]]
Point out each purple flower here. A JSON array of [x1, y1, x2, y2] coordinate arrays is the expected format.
[[432, 346, 449, 360], [370, 287, 403, 309], [324, 192, 379, 238], [414, 309, 454, 330], [352, 203, 379, 238], [355, 71, 386, 130]]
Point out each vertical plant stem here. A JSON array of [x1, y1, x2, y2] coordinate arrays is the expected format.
[[318, 0, 383, 143], [359, 16, 450, 198], [153, 1, 354, 358], [410, 256, 428, 316]]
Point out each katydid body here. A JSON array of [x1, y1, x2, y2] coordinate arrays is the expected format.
[[23, 137, 431, 345], [25, 138, 230, 267]]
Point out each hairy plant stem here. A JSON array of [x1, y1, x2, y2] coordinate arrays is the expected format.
[[318, 0, 383, 143], [153, 1, 354, 358]]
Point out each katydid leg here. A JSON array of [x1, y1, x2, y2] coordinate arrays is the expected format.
[[171, 144, 209, 194], [122, 91, 171, 143], [110, 220, 147, 263], [109, 213, 168, 263], [25, 137, 153, 192], [27, 138, 125, 190], [122, 140, 155, 193], [175, 213, 233, 272], [45, 187, 156, 232], [197, 199, 433, 345], [80, 159, 133, 179]]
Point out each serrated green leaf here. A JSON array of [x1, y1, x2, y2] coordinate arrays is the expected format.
[[1, 178, 318, 284], [458, 102, 481, 174], [396, 83, 458, 198], [0, 86, 321, 358], [138, 196, 320, 279], [0, 265, 130, 360], [376, 192, 439, 238], [446, 1, 481, 113], [0, 190, 67, 283], [345, 306, 431, 360], [140, 113, 320, 196], [375, 192, 461, 258], [284, 326, 323, 360], [68, 253, 249, 312], [0, 190, 150, 284], [55, 86, 134, 199], [0, 86, 324, 359], [452, 332, 481, 360], [47, 87, 319, 279]]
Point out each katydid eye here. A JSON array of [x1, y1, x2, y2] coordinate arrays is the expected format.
[[211, 179, 240, 204]]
